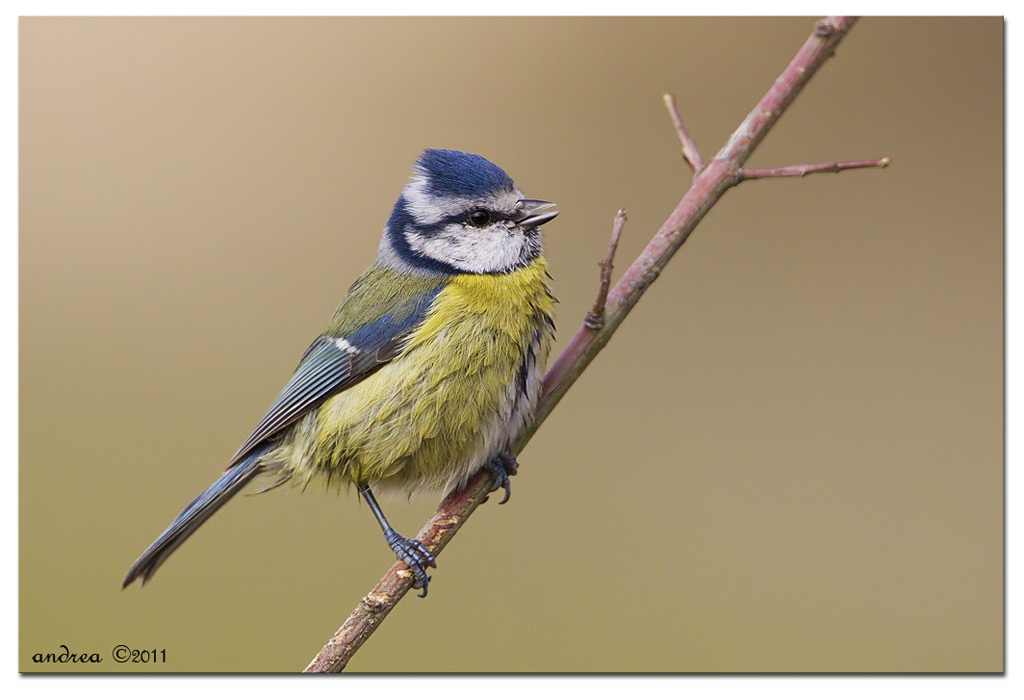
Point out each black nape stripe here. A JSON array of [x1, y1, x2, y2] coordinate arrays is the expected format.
[[385, 196, 462, 275]]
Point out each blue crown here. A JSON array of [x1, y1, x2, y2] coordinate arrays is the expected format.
[[414, 149, 516, 198]]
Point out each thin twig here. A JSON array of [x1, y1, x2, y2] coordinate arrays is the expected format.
[[305, 15, 868, 673], [584, 209, 627, 330], [663, 93, 704, 173], [734, 157, 891, 183]]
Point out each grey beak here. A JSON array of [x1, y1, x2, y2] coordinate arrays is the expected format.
[[515, 199, 560, 228]]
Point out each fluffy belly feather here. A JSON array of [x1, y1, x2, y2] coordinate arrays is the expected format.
[[273, 260, 554, 493]]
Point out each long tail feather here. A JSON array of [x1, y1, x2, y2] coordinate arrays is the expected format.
[[122, 450, 265, 587]]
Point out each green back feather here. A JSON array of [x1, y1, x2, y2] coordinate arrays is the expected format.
[[326, 266, 449, 338]]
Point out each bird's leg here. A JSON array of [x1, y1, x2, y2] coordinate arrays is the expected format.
[[359, 484, 436, 597], [485, 450, 519, 505]]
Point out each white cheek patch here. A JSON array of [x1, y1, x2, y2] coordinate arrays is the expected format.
[[407, 223, 530, 274]]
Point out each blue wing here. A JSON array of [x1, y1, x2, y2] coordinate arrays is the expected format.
[[226, 281, 444, 467]]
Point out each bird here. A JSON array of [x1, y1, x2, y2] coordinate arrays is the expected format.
[[122, 149, 558, 596]]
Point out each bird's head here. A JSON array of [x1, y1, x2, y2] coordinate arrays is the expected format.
[[379, 149, 558, 275]]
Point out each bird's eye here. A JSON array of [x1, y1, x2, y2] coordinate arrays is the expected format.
[[467, 209, 491, 227]]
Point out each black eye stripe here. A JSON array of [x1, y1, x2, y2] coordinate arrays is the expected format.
[[417, 210, 513, 229], [464, 210, 510, 224]]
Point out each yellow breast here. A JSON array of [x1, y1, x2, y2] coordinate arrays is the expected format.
[[281, 257, 554, 493]]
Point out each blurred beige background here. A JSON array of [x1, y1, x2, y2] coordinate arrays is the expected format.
[[20, 17, 1002, 672]]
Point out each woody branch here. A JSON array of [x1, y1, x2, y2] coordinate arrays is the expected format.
[[305, 15, 885, 673]]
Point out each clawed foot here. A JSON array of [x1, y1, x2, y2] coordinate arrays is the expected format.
[[385, 530, 436, 597], [486, 451, 519, 505]]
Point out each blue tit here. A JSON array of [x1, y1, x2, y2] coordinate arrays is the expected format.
[[123, 149, 558, 596]]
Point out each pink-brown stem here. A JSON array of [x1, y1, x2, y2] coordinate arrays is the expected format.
[[541, 17, 860, 421], [663, 93, 704, 173], [735, 157, 891, 183], [584, 209, 627, 331], [305, 15, 870, 673]]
